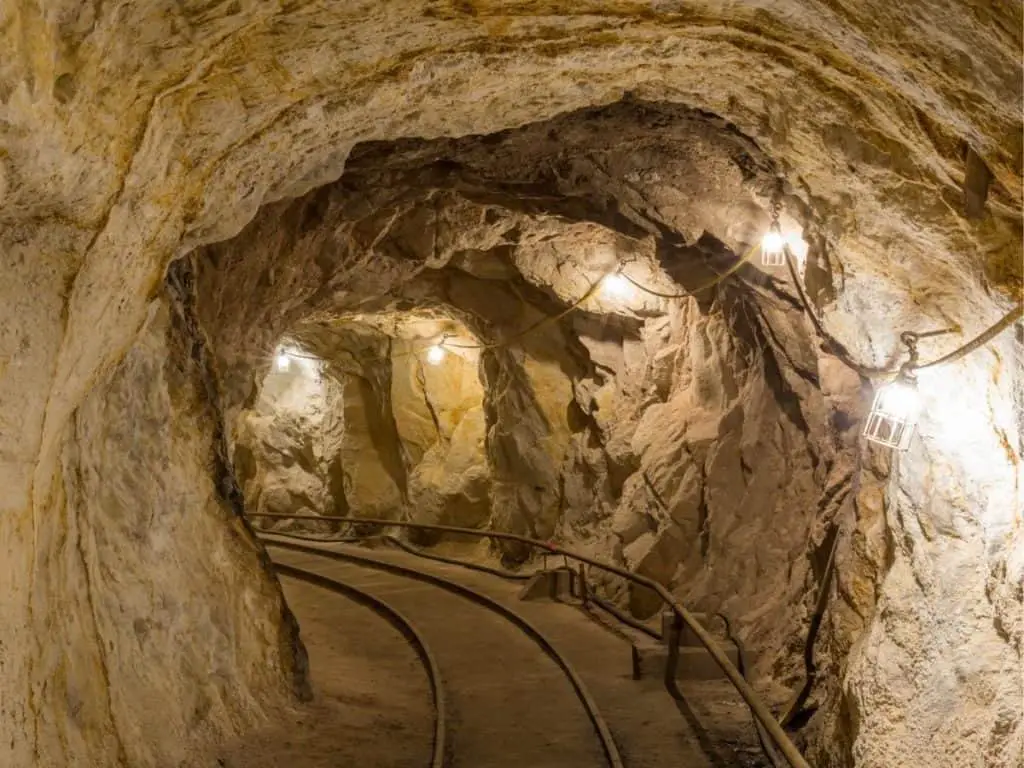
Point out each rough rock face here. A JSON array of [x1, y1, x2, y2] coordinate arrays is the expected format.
[[395, 342, 492, 528], [237, 324, 492, 529], [0, 4, 1020, 768], [1, 286, 307, 767], [236, 362, 341, 521]]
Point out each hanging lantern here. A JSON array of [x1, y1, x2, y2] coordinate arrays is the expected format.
[[761, 222, 786, 267], [863, 368, 920, 450], [761, 178, 788, 267], [274, 351, 291, 372]]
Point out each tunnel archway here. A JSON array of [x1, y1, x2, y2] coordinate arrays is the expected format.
[[172, 99, 863, 757], [1, 8, 1020, 768]]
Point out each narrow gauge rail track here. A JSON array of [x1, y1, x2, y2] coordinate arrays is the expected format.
[[264, 536, 626, 768], [271, 560, 447, 768], [269, 529, 664, 641], [251, 512, 807, 768]]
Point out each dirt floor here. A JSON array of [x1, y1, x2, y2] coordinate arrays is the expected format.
[[213, 570, 433, 768], [213, 538, 769, 767], [336, 542, 769, 768]]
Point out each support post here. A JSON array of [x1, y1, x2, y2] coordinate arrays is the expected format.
[[664, 611, 683, 687]]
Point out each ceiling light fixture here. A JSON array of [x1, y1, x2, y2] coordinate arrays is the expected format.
[[275, 352, 290, 372]]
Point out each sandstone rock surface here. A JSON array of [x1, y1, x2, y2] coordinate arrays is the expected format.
[[0, 3, 1020, 767]]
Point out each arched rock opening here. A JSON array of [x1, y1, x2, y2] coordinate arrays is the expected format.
[[176, 99, 868, 761], [1, 6, 1020, 768]]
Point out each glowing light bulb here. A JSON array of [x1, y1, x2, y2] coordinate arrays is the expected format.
[[863, 375, 921, 450], [275, 353, 290, 372], [426, 345, 446, 365], [601, 273, 631, 300], [761, 227, 786, 267]]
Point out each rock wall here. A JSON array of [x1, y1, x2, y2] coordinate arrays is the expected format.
[[237, 328, 493, 529], [393, 342, 492, 528], [186, 98, 1020, 766], [531, 279, 861, 723], [236, 360, 341, 521], [1, 293, 308, 767], [824, 351, 1024, 768]]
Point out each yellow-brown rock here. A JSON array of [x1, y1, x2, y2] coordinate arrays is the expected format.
[[0, 3, 1020, 767]]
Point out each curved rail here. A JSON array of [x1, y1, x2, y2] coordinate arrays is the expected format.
[[271, 529, 664, 643], [272, 561, 447, 768], [251, 512, 811, 768], [267, 529, 534, 582], [263, 535, 625, 768], [381, 536, 664, 642]]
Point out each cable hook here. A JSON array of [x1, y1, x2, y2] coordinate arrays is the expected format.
[[769, 177, 784, 227], [900, 325, 960, 373]]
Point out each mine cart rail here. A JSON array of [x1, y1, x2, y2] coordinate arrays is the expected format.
[[265, 537, 624, 768], [248, 512, 812, 768], [271, 559, 447, 768]]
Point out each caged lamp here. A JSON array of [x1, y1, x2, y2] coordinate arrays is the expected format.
[[863, 367, 920, 450], [761, 222, 787, 267], [425, 344, 446, 365], [600, 272, 632, 300]]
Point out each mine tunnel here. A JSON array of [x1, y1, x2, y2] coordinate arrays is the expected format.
[[1, 5, 1022, 768]]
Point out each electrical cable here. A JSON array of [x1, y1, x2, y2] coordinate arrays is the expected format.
[[782, 245, 891, 377], [290, 239, 757, 365], [273, 235, 762, 367], [271, 266, 622, 369], [442, 265, 620, 350], [914, 302, 1023, 370], [782, 244, 1023, 377], [779, 521, 842, 729], [275, 238, 1020, 380], [442, 240, 759, 352], [618, 242, 759, 299]]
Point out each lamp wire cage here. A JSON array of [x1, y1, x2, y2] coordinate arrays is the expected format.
[[863, 333, 922, 450], [761, 222, 787, 267], [761, 181, 787, 267], [863, 372, 919, 450]]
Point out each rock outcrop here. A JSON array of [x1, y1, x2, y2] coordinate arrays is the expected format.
[[237, 321, 493, 531], [1, 280, 308, 767]]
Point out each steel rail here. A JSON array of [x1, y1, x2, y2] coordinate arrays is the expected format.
[[251, 512, 811, 768], [265, 529, 535, 582], [380, 533, 534, 581], [272, 561, 446, 768], [381, 537, 664, 643], [263, 535, 626, 768], [270, 529, 663, 642], [587, 594, 663, 642], [379, 535, 664, 644]]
